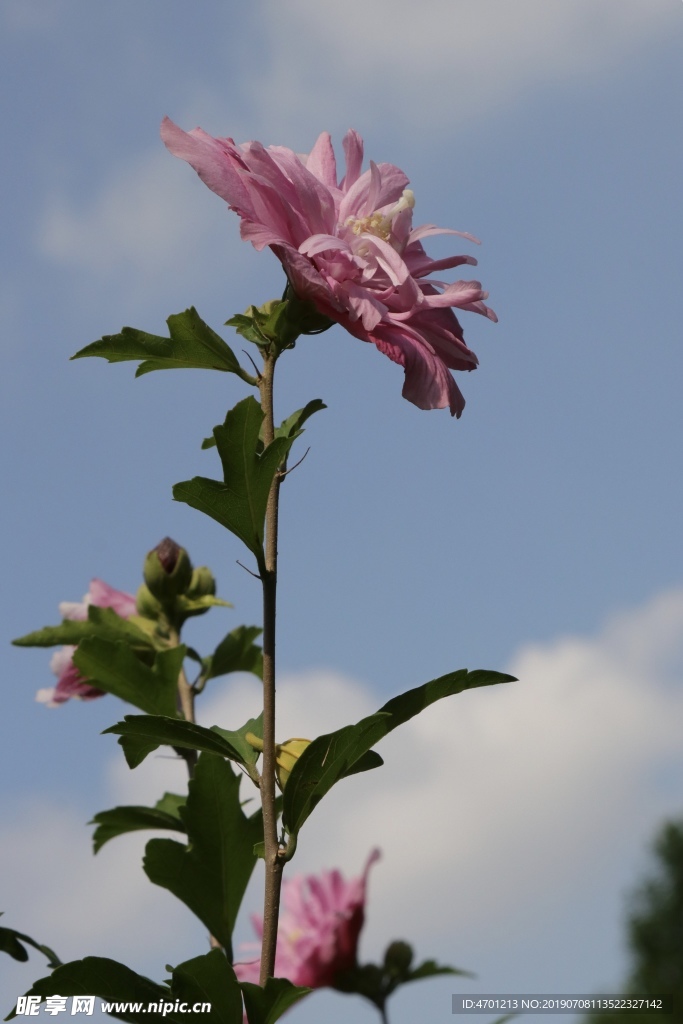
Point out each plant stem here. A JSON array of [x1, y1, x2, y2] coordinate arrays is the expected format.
[[258, 349, 284, 984], [172, 626, 198, 778]]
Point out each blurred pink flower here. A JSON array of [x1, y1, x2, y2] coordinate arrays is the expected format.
[[234, 849, 380, 988], [161, 119, 496, 416], [36, 579, 136, 707]]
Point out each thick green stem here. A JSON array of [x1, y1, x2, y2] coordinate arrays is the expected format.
[[258, 350, 284, 984]]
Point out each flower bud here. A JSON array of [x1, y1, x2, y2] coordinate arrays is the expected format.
[[135, 583, 163, 620], [143, 538, 193, 603], [186, 565, 216, 598], [275, 737, 311, 789], [383, 940, 413, 976]]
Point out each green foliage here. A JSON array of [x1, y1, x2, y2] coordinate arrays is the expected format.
[[583, 818, 683, 1024], [72, 307, 257, 384], [73, 641, 185, 717], [167, 950, 243, 1022], [143, 753, 264, 958], [0, 916, 60, 969], [283, 668, 515, 836], [90, 794, 186, 853], [241, 977, 311, 1024], [12, 605, 154, 650], [104, 714, 258, 769], [271, 399, 327, 442], [335, 939, 470, 1014], [203, 398, 326, 451], [204, 625, 264, 682], [6, 957, 170, 1022], [173, 397, 299, 563]]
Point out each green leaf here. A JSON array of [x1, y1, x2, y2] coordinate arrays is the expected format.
[[90, 798, 186, 854], [73, 641, 184, 717], [283, 669, 515, 836], [173, 397, 297, 561], [339, 748, 384, 778], [104, 715, 248, 769], [205, 625, 263, 682], [169, 950, 243, 1023], [212, 712, 263, 767], [7, 957, 170, 1022], [406, 958, 472, 982], [0, 916, 60, 969], [273, 399, 326, 441], [143, 754, 263, 957], [241, 977, 311, 1024], [72, 307, 257, 384], [12, 605, 154, 650]]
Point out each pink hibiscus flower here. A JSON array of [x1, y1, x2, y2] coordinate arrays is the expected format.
[[36, 579, 137, 707], [234, 849, 380, 988], [161, 119, 496, 416]]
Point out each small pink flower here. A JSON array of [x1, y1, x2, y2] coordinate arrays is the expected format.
[[36, 579, 136, 707], [161, 120, 496, 416], [234, 849, 380, 988]]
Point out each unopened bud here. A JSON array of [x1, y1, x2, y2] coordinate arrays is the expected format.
[[143, 538, 193, 603], [186, 566, 216, 598], [383, 941, 413, 976], [243, 733, 311, 790], [135, 583, 163, 620], [275, 737, 311, 789]]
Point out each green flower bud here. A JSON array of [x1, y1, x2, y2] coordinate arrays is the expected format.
[[135, 583, 163, 620], [186, 565, 216, 598], [143, 537, 193, 603], [383, 941, 413, 976]]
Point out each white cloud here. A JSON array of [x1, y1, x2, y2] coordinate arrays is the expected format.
[[36, 149, 234, 296], [3, 591, 683, 1008], [246, 0, 678, 139]]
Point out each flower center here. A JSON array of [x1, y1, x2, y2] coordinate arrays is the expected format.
[[346, 189, 415, 242]]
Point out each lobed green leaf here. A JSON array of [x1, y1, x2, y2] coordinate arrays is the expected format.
[[72, 306, 257, 384], [173, 397, 298, 561], [205, 625, 264, 682], [143, 754, 264, 957], [12, 605, 154, 650]]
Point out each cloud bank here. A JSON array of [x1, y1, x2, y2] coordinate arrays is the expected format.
[[3, 589, 683, 1008]]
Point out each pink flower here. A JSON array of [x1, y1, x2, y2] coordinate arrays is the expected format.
[[36, 579, 137, 707], [234, 849, 380, 988], [161, 119, 496, 416]]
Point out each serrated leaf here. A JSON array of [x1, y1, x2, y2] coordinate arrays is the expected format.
[[226, 308, 271, 347], [241, 977, 311, 1024], [0, 917, 60, 969], [73, 641, 184, 717], [90, 802, 186, 854], [169, 950, 243, 1022], [104, 715, 247, 769], [7, 957, 170, 1022], [283, 669, 515, 836], [72, 307, 257, 384], [143, 754, 264, 957], [205, 625, 263, 682], [273, 399, 326, 440], [12, 605, 154, 650], [173, 397, 297, 561]]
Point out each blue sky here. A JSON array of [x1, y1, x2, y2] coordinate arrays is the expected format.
[[2, 1, 683, 1019]]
